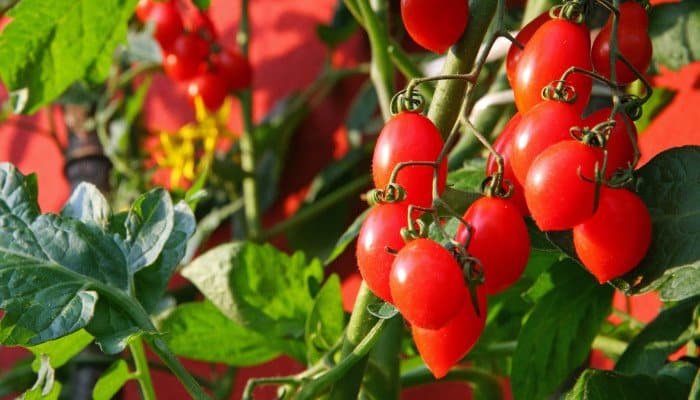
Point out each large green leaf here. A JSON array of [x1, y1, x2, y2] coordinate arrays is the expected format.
[[305, 275, 345, 364], [92, 359, 132, 400], [649, 1, 700, 70], [181, 242, 324, 362], [565, 368, 692, 400], [160, 301, 280, 366], [615, 296, 700, 374], [0, 164, 194, 354], [511, 259, 614, 400], [28, 329, 93, 370], [613, 146, 700, 301], [324, 207, 369, 266], [0, 0, 138, 113]]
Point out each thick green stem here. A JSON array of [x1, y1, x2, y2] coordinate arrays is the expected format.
[[130, 338, 156, 400], [360, 315, 403, 399], [427, 0, 498, 138], [148, 337, 211, 400]]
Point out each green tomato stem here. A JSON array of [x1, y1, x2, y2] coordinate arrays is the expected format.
[[147, 337, 211, 400], [129, 338, 157, 400]]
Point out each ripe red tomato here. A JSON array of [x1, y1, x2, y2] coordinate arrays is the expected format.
[[212, 48, 253, 91], [412, 284, 487, 379], [525, 140, 603, 231], [455, 196, 530, 295], [390, 238, 467, 329], [146, 1, 184, 50], [372, 112, 447, 208], [356, 203, 409, 303], [512, 18, 592, 113], [400, 0, 469, 54], [506, 12, 551, 86], [135, 0, 154, 22], [186, 9, 218, 41], [573, 187, 652, 283], [162, 33, 210, 81], [583, 108, 637, 176], [592, 2, 652, 85], [187, 73, 228, 111], [485, 113, 529, 215], [509, 100, 584, 183]]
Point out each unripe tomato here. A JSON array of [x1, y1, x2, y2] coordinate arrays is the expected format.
[[356, 203, 409, 303], [212, 48, 253, 91], [512, 18, 592, 113], [146, 1, 184, 50], [400, 0, 469, 54], [573, 187, 652, 283], [583, 108, 637, 176], [187, 73, 228, 111], [455, 196, 530, 295], [485, 113, 529, 215], [372, 112, 447, 208], [506, 11, 551, 87], [525, 140, 603, 231], [390, 238, 467, 329], [412, 284, 487, 379]]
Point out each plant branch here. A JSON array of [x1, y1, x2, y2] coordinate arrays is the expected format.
[[129, 338, 157, 400], [147, 337, 211, 400]]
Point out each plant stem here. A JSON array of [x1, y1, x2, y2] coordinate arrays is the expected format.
[[237, 0, 261, 240], [592, 334, 628, 358], [355, 0, 394, 120], [148, 337, 211, 400], [129, 338, 157, 400]]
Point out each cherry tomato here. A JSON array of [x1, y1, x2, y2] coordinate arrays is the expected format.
[[356, 203, 409, 303], [573, 187, 652, 283], [212, 47, 253, 91], [525, 140, 603, 231], [510, 100, 584, 183], [162, 33, 210, 81], [390, 238, 467, 329], [400, 0, 469, 54], [135, 0, 154, 22], [146, 1, 184, 50], [412, 284, 487, 379], [372, 112, 447, 208], [506, 12, 551, 86], [512, 18, 592, 113], [186, 9, 218, 41], [485, 113, 529, 215], [583, 108, 637, 176], [592, 3, 652, 85], [187, 73, 228, 111], [455, 196, 530, 295]]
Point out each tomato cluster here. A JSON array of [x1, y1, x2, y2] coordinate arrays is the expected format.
[[136, 0, 252, 110]]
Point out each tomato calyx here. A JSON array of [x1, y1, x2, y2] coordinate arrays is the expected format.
[[390, 89, 425, 115], [541, 79, 580, 105], [446, 242, 485, 318], [366, 182, 408, 205], [552, 1, 587, 24]]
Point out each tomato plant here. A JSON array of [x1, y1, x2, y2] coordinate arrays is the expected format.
[[0, 0, 699, 399]]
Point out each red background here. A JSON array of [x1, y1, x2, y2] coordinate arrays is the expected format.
[[1, 0, 699, 398]]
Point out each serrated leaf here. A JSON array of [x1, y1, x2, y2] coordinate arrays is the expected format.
[[324, 207, 369, 266], [182, 242, 324, 362], [0, 0, 139, 113], [61, 183, 110, 228], [161, 301, 280, 366], [92, 359, 132, 400], [305, 275, 345, 364], [124, 188, 174, 273], [615, 296, 700, 375], [28, 329, 93, 371], [649, 1, 700, 70], [512, 259, 614, 400], [612, 146, 700, 301], [565, 368, 691, 400], [447, 161, 486, 193]]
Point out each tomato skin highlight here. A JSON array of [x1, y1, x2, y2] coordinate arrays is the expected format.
[[356, 203, 409, 303], [400, 0, 469, 54], [509, 100, 584, 184], [372, 112, 447, 208], [506, 11, 551, 87], [583, 108, 637, 177], [525, 140, 603, 231], [485, 113, 529, 215], [163, 33, 210, 81], [390, 239, 467, 330], [455, 196, 530, 295], [512, 18, 592, 113], [412, 284, 487, 379], [573, 187, 652, 284], [187, 73, 229, 111]]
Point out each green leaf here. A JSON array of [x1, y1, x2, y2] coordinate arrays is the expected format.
[[635, 87, 676, 133], [565, 368, 691, 400], [28, 329, 93, 371], [447, 160, 486, 194], [324, 207, 369, 266], [161, 301, 280, 366], [649, 1, 700, 70], [511, 259, 614, 400], [305, 275, 345, 364], [615, 296, 700, 374], [316, 1, 358, 48], [613, 146, 700, 301], [191, 0, 210, 10], [92, 359, 132, 400], [21, 355, 60, 400], [181, 242, 324, 362], [124, 188, 175, 273], [61, 183, 110, 228], [0, 0, 139, 113]]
